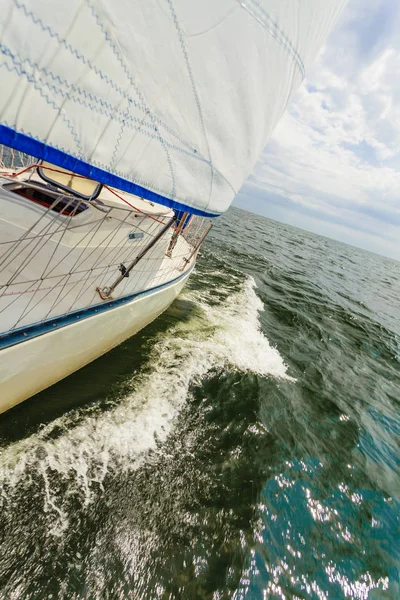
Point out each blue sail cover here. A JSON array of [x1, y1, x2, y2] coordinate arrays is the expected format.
[[0, 0, 346, 216]]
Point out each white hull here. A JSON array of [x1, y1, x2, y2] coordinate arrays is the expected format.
[[0, 268, 191, 414], [0, 164, 210, 413]]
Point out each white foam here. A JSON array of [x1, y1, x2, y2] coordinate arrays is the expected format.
[[196, 276, 289, 377], [0, 275, 291, 525]]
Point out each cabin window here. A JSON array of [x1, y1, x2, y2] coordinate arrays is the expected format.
[[4, 183, 88, 216]]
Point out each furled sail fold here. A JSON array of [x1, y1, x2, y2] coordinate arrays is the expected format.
[[0, 0, 346, 216]]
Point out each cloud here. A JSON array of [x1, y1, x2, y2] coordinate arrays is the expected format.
[[238, 0, 400, 260]]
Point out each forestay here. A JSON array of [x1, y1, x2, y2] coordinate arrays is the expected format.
[[0, 0, 346, 216]]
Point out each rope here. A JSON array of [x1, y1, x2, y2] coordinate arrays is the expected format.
[[103, 185, 169, 225], [0, 164, 210, 333], [0, 162, 174, 225]]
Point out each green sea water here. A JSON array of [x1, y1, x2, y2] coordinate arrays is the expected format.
[[0, 207, 399, 599]]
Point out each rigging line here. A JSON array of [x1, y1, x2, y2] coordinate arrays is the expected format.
[[11, 271, 70, 329], [43, 210, 108, 279], [83, 208, 136, 271], [0, 213, 114, 246], [124, 216, 163, 237], [28, 202, 89, 319], [68, 264, 109, 312], [42, 201, 140, 317], [87, 245, 132, 293], [11, 262, 72, 329], [1, 201, 74, 285], [73, 260, 119, 308], [62, 208, 132, 284], [41, 213, 111, 320], [128, 213, 150, 233], [102, 237, 151, 296], [7, 165, 174, 224], [0, 190, 68, 269], [118, 225, 172, 296], [15, 207, 110, 326], [0, 266, 65, 322], [65, 210, 135, 312], [0, 288, 24, 319], [103, 185, 169, 225], [3, 280, 66, 297], [166, 0, 214, 206], [88, 219, 151, 292], [0, 190, 77, 268], [98, 217, 165, 293], [64, 265, 102, 314], [40, 200, 86, 279], [0, 199, 74, 299], [0, 277, 77, 336], [96, 215, 162, 288], [115, 225, 160, 272], [1, 271, 103, 297], [0, 194, 77, 289], [2, 260, 129, 288], [118, 236, 170, 295], [9, 199, 80, 326]]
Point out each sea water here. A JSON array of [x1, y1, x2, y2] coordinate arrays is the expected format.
[[0, 207, 399, 599]]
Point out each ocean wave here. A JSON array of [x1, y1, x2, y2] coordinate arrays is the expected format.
[[0, 274, 290, 532]]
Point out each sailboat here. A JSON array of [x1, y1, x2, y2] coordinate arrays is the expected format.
[[0, 0, 346, 413]]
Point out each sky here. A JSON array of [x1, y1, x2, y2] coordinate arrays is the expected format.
[[233, 0, 400, 261]]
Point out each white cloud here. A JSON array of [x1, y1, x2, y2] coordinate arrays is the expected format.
[[241, 0, 400, 260]]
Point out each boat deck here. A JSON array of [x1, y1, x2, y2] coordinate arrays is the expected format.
[[0, 171, 209, 337]]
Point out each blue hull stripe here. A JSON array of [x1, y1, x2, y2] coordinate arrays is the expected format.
[[0, 265, 194, 352], [0, 125, 220, 218]]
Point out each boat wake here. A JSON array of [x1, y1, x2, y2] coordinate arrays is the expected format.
[[0, 275, 290, 533]]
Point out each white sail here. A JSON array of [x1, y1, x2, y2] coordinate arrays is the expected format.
[[0, 0, 346, 216]]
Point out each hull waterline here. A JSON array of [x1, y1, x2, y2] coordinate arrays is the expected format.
[[0, 268, 192, 414]]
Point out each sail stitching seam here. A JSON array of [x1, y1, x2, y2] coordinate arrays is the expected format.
[[12, 0, 202, 174], [0, 54, 84, 157], [0, 125, 221, 216], [0, 47, 179, 196], [166, 0, 215, 208], [18, 0, 175, 198], [86, 0, 176, 199], [0, 44, 212, 170], [1, 120, 167, 198], [238, 0, 305, 78], [9, 0, 238, 207], [13, 1, 130, 100], [0, 52, 235, 202]]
